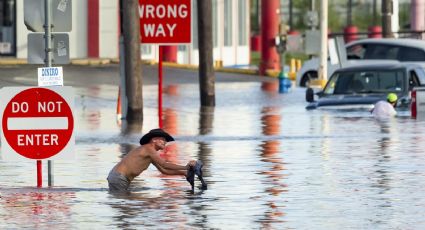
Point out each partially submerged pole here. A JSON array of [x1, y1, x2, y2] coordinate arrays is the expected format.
[[318, 0, 328, 87], [122, 0, 143, 121], [197, 0, 215, 107]]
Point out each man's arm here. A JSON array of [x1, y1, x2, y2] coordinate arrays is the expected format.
[[154, 163, 186, 176], [149, 151, 189, 170]]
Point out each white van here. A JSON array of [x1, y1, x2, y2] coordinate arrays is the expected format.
[[296, 38, 425, 87]]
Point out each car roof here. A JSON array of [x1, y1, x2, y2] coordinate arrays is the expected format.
[[346, 38, 425, 49], [334, 61, 420, 72]]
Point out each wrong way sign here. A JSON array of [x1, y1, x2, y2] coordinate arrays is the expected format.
[[0, 87, 74, 160], [139, 0, 192, 44]]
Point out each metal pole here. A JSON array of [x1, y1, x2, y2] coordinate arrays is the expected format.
[[372, 0, 377, 25], [347, 0, 352, 26], [382, 0, 393, 38], [311, 0, 316, 30], [318, 0, 328, 84], [289, 0, 293, 29], [45, 0, 52, 67], [44, 0, 53, 186], [37, 160, 42, 187], [158, 46, 163, 128], [119, 36, 128, 119]]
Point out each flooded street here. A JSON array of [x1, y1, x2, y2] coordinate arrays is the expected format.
[[1, 65, 425, 229]]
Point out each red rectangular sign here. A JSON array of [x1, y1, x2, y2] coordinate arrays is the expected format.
[[139, 0, 192, 44]]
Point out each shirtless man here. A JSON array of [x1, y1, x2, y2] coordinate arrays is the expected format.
[[107, 128, 197, 193]]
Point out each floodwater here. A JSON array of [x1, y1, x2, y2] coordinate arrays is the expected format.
[[1, 69, 425, 229]]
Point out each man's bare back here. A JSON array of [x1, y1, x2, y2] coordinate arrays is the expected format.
[[114, 145, 154, 181]]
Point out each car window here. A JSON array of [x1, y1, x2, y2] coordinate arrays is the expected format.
[[415, 68, 425, 85], [409, 71, 420, 89], [346, 44, 366, 59], [323, 74, 339, 94], [364, 44, 400, 60], [398, 47, 425, 61], [324, 70, 405, 94], [375, 71, 405, 91]]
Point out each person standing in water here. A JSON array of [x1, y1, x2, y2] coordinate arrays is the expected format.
[[107, 128, 205, 193], [371, 93, 398, 119]]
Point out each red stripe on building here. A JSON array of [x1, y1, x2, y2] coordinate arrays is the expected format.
[[87, 0, 99, 58]]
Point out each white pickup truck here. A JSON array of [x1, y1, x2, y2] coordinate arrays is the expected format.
[[296, 38, 425, 87]]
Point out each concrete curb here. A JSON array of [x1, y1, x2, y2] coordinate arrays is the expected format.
[[0, 58, 281, 78], [0, 58, 27, 65], [71, 59, 111, 65]]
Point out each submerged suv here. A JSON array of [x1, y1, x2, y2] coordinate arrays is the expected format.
[[305, 62, 425, 110], [297, 38, 425, 87]]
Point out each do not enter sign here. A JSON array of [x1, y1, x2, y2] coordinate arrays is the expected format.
[[0, 87, 74, 160]]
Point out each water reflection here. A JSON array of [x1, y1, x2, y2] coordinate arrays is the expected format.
[[261, 81, 278, 93], [107, 190, 190, 229], [0, 189, 74, 229], [199, 106, 214, 135], [163, 108, 178, 135], [184, 106, 215, 228], [79, 86, 102, 131], [164, 84, 179, 96], [258, 107, 287, 227], [197, 106, 214, 177], [373, 121, 397, 194]]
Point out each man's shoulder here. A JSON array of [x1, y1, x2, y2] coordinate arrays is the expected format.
[[128, 145, 146, 156], [136, 145, 157, 156]]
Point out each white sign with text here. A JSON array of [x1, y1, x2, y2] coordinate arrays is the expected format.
[[38, 67, 64, 86]]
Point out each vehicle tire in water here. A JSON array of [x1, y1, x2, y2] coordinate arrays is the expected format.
[[300, 71, 318, 87]]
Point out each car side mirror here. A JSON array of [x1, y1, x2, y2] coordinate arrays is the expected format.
[[398, 96, 410, 107], [306, 88, 315, 102]]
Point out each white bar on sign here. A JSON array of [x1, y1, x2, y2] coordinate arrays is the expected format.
[[7, 117, 69, 130]]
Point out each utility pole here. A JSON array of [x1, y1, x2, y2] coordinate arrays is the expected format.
[[347, 0, 352, 26], [318, 0, 328, 85], [411, 0, 425, 38], [372, 0, 377, 25], [197, 0, 215, 107], [382, 0, 393, 38], [310, 0, 316, 30], [289, 0, 293, 29], [122, 0, 143, 121]]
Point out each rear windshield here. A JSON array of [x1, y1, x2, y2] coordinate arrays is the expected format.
[[357, 44, 425, 61], [324, 69, 406, 95]]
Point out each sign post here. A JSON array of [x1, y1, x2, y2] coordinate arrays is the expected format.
[[139, 0, 192, 128], [25, 0, 72, 186]]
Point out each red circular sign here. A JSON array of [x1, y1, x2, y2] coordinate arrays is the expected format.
[[2, 88, 74, 159]]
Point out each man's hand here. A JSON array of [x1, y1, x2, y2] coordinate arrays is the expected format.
[[186, 160, 196, 169]]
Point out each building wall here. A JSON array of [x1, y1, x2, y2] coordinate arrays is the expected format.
[[16, 0, 28, 59], [72, 0, 88, 58], [15, 0, 249, 67], [99, 0, 118, 58], [141, 0, 250, 67]]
